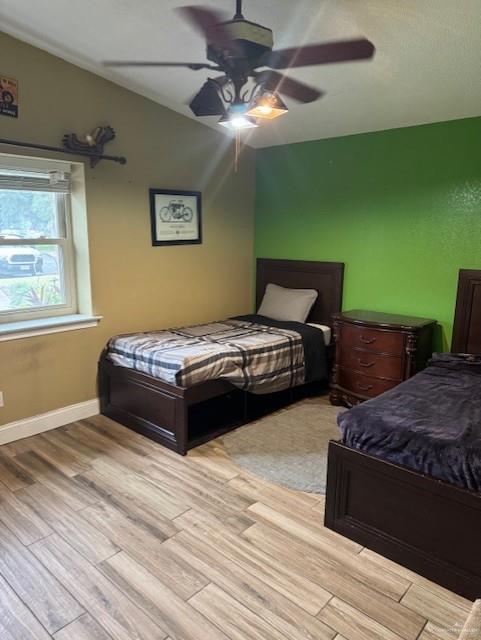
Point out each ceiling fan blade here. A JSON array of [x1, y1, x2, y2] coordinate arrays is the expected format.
[[257, 70, 323, 103], [103, 61, 220, 70], [260, 38, 375, 69], [177, 6, 232, 47]]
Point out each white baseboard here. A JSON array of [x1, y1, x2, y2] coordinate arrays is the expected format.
[[0, 398, 100, 445]]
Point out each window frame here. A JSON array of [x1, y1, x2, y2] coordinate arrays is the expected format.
[[0, 159, 79, 324]]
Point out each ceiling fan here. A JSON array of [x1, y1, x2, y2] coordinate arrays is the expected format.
[[104, 0, 375, 132]]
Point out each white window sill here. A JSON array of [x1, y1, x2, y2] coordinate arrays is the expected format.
[[0, 314, 102, 342]]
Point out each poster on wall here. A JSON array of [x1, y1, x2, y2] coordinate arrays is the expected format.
[[0, 76, 18, 118], [149, 188, 202, 246]]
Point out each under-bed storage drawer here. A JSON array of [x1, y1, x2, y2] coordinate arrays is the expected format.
[[188, 390, 244, 446], [342, 323, 405, 355]]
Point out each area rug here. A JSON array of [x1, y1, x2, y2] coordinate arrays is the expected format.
[[222, 398, 344, 494]]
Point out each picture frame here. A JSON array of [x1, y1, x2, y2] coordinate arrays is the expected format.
[[0, 75, 18, 118], [149, 188, 202, 247]]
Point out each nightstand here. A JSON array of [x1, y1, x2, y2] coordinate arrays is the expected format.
[[329, 310, 436, 407]]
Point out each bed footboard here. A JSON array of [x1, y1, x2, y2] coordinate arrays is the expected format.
[[99, 354, 190, 454], [325, 440, 481, 600]]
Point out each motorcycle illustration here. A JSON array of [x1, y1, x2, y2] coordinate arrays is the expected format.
[[159, 200, 193, 223], [0, 84, 14, 104]]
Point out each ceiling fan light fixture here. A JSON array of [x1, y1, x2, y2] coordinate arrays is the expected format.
[[218, 104, 258, 130], [190, 80, 226, 117], [247, 92, 288, 120], [218, 113, 258, 130]]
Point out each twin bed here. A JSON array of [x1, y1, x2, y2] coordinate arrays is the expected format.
[[325, 269, 481, 600], [99, 258, 344, 455]]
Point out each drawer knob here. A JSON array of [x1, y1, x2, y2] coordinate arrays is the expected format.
[[357, 382, 373, 391], [360, 335, 376, 344], [358, 359, 375, 368]]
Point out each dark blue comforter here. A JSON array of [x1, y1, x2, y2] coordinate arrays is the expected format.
[[339, 353, 481, 492]]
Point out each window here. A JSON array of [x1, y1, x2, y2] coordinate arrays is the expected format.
[[0, 154, 94, 330]]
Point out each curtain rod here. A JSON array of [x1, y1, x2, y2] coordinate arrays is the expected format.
[[0, 137, 127, 166]]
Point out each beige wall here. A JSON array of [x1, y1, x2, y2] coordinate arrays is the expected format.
[[0, 32, 256, 426]]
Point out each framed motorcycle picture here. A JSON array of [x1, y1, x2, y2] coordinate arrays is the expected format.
[[149, 188, 202, 246]]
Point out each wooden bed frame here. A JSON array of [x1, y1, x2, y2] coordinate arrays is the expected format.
[[99, 258, 344, 455], [325, 269, 481, 601]]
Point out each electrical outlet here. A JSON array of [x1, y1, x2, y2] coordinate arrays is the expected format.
[[0, 392, 4, 408]]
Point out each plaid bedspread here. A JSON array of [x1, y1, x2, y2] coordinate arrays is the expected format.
[[106, 316, 318, 394]]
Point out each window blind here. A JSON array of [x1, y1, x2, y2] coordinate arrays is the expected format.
[[0, 168, 71, 193]]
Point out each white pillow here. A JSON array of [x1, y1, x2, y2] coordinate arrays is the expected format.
[[257, 283, 318, 323]]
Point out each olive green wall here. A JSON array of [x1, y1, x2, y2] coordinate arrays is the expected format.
[[255, 117, 481, 350], [0, 32, 255, 426]]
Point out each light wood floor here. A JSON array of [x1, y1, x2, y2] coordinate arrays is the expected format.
[[0, 412, 472, 640]]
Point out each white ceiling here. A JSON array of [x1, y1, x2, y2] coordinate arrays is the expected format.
[[1, 0, 480, 148]]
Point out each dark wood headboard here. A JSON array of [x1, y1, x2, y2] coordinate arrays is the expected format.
[[452, 269, 481, 354], [256, 258, 344, 326]]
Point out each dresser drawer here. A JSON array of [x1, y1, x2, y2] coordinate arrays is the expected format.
[[340, 349, 403, 381], [339, 368, 398, 398], [342, 323, 404, 356]]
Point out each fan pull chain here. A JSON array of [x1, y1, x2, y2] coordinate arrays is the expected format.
[[235, 130, 241, 172]]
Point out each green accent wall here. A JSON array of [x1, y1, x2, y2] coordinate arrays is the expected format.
[[255, 117, 481, 350]]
